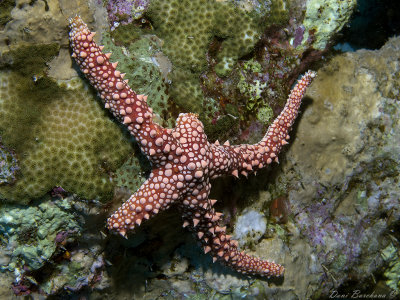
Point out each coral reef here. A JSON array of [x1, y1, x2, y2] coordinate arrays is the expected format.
[[0, 196, 110, 296], [270, 36, 400, 297], [94, 34, 400, 300], [146, 0, 264, 76], [100, 0, 357, 146], [107, 0, 150, 27], [0, 1, 133, 204], [301, 0, 357, 50], [106, 0, 297, 134], [69, 16, 315, 278], [0, 45, 131, 203], [237, 59, 268, 112], [1, 0, 397, 298], [143, 0, 266, 119], [0, 198, 81, 271]]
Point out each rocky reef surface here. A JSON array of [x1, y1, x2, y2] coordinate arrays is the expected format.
[[0, 0, 398, 298]]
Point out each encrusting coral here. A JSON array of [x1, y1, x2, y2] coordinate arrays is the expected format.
[[69, 16, 315, 277], [147, 0, 263, 75], [143, 0, 286, 113], [0, 44, 131, 203]]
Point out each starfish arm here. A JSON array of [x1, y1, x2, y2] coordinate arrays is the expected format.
[[181, 194, 284, 277], [107, 172, 181, 237], [209, 71, 316, 178], [68, 16, 173, 162], [68, 17, 310, 279]]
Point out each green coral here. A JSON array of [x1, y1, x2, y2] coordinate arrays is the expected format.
[[0, 198, 80, 271], [0, 43, 60, 76], [169, 69, 204, 112], [301, 0, 357, 50], [147, 0, 264, 76], [114, 148, 151, 193], [237, 59, 273, 124], [145, 0, 268, 115], [381, 243, 400, 292], [0, 0, 15, 28], [257, 106, 274, 124], [0, 44, 131, 203], [238, 77, 266, 109], [111, 22, 145, 46], [101, 32, 173, 127]]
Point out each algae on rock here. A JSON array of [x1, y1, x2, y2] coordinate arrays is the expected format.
[[272, 36, 400, 296]]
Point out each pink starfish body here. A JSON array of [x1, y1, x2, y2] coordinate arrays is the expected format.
[[69, 16, 315, 277]]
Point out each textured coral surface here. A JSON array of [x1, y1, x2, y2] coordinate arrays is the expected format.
[[145, 0, 265, 115], [0, 45, 131, 203], [0, 0, 398, 298]]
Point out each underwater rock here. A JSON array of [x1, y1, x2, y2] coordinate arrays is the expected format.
[[0, 198, 81, 271], [271, 36, 400, 297], [0, 0, 93, 51]]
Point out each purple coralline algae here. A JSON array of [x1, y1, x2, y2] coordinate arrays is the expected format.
[[295, 200, 365, 266], [106, 0, 149, 28], [0, 140, 19, 185], [293, 25, 306, 48], [278, 36, 400, 296]]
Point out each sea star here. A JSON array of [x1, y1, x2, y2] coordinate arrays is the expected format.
[[69, 16, 315, 277]]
